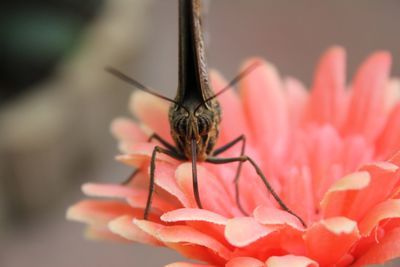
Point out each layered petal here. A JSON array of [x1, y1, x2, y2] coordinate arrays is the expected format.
[[343, 52, 391, 142], [68, 48, 400, 267], [240, 58, 289, 172], [266, 255, 318, 267], [111, 117, 148, 152], [109, 215, 162, 245], [210, 70, 252, 147], [304, 217, 359, 266], [225, 217, 277, 247], [226, 257, 265, 267], [129, 91, 172, 142], [308, 46, 346, 128], [376, 103, 400, 158], [352, 227, 400, 266], [134, 219, 232, 265]]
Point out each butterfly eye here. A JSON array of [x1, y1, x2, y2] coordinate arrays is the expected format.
[[197, 115, 211, 135], [174, 116, 188, 137]]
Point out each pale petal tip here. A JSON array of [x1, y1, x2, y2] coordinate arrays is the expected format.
[[325, 45, 346, 56], [66, 206, 80, 221], [242, 57, 265, 67], [321, 217, 359, 235], [241, 57, 276, 73], [225, 217, 275, 247], [209, 69, 223, 79], [320, 171, 371, 208], [325, 171, 370, 193], [110, 117, 129, 136], [81, 183, 95, 193], [161, 208, 228, 225], [366, 50, 392, 69], [129, 90, 150, 115], [108, 216, 128, 236], [266, 255, 318, 267], [115, 154, 132, 162]]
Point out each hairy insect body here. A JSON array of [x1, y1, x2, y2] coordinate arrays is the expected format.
[[169, 98, 221, 161], [170, 0, 221, 161], [107, 0, 306, 227]]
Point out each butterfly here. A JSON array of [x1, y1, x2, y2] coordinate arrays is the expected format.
[[106, 0, 305, 227]]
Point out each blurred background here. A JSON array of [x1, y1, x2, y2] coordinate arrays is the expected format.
[[0, 0, 399, 266]]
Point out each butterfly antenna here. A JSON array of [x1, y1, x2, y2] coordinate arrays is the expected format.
[[106, 66, 188, 112], [209, 61, 262, 101], [194, 62, 262, 112]]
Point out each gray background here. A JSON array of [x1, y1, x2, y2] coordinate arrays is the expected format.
[[1, 1, 399, 266]]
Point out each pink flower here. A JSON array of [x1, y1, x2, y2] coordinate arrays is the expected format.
[[67, 47, 400, 267]]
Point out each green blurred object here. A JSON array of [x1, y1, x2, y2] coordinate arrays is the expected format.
[[0, 1, 104, 104]]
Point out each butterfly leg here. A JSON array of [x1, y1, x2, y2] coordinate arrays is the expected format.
[[206, 155, 306, 227], [144, 146, 185, 219], [148, 133, 178, 153], [121, 169, 141, 185], [212, 135, 247, 215], [121, 133, 177, 185]]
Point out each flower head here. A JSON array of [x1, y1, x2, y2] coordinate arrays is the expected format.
[[67, 47, 400, 267]]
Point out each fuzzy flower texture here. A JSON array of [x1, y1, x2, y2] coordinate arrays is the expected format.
[[68, 47, 400, 267]]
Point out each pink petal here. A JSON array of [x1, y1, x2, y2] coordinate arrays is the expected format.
[[158, 225, 232, 264], [108, 215, 162, 245], [161, 208, 229, 247], [82, 183, 138, 198], [308, 46, 346, 128], [336, 254, 355, 267], [85, 227, 129, 242], [175, 163, 238, 216], [342, 136, 373, 174], [210, 70, 252, 146], [383, 78, 400, 113], [127, 190, 175, 213], [124, 161, 184, 213], [153, 161, 191, 207], [225, 217, 276, 247], [304, 217, 359, 266], [266, 255, 318, 267], [129, 91, 172, 142], [321, 161, 399, 220], [66, 200, 138, 227], [343, 51, 392, 142], [207, 154, 275, 215], [161, 208, 227, 225], [110, 117, 147, 150], [133, 218, 164, 237], [352, 227, 386, 259], [253, 206, 304, 230], [306, 125, 343, 205], [226, 257, 265, 267], [134, 219, 232, 264], [321, 171, 370, 218], [227, 219, 305, 256], [376, 103, 400, 159], [285, 77, 309, 130], [358, 199, 400, 236], [352, 227, 400, 266], [281, 166, 314, 223], [389, 150, 400, 167], [82, 183, 174, 212], [346, 162, 399, 220], [240, 58, 289, 169], [116, 142, 178, 167]]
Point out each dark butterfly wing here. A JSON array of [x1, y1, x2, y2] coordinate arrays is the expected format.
[[176, 0, 214, 109]]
